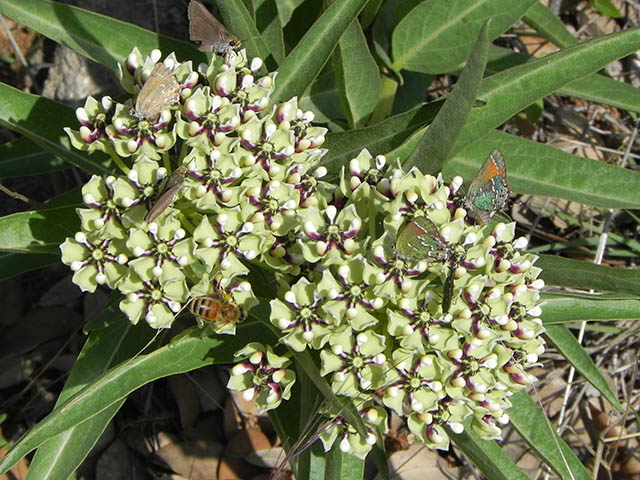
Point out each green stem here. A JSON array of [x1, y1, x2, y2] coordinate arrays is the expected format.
[[369, 196, 376, 241], [177, 141, 189, 164], [108, 151, 130, 174], [368, 75, 398, 125], [162, 151, 172, 171]]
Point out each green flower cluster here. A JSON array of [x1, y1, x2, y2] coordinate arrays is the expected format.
[[61, 48, 545, 460]]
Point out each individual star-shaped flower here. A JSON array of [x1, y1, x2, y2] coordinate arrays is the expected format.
[[228, 342, 296, 413], [118, 270, 188, 328], [126, 216, 195, 282], [193, 210, 268, 275], [298, 204, 364, 265], [319, 327, 387, 398], [317, 257, 384, 330], [269, 277, 334, 351], [60, 232, 129, 292]]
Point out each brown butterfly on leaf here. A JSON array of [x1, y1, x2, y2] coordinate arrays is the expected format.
[[132, 63, 180, 123], [188, 0, 241, 55]]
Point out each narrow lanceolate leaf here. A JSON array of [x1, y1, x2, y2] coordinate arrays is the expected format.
[[270, 0, 370, 104], [0, 138, 64, 178], [27, 317, 157, 480], [451, 27, 640, 156], [509, 392, 592, 480], [331, 9, 381, 128], [448, 423, 528, 480], [484, 45, 640, 114], [536, 255, 640, 296], [541, 293, 640, 324], [0, 207, 79, 254], [216, 0, 274, 67], [321, 101, 443, 178], [522, 2, 579, 48], [0, 83, 113, 175], [404, 22, 488, 173], [0, 322, 272, 476], [252, 0, 285, 65], [443, 130, 640, 209], [0, 252, 59, 280], [544, 324, 623, 411], [326, 445, 365, 480], [391, 0, 538, 74], [0, 0, 204, 71]]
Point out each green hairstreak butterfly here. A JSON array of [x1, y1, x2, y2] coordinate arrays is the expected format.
[[145, 166, 189, 223], [188, 0, 241, 56], [133, 63, 180, 123], [395, 216, 459, 313], [464, 149, 509, 224]]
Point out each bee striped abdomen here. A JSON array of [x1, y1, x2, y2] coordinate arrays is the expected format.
[[189, 290, 243, 328], [189, 295, 223, 323]]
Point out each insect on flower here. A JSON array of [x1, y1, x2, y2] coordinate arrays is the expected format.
[[188, 0, 241, 56], [144, 165, 189, 222], [132, 63, 181, 123], [189, 276, 245, 329], [395, 216, 459, 314], [464, 149, 510, 224]]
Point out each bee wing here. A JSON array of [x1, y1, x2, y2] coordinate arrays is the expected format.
[[188, 0, 236, 53], [134, 63, 180, 122]]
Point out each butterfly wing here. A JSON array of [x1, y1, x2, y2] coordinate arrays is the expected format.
[[395, 216, 449, 262], [188, 0, 238, 54], [464, 149, 509, 223], [134, 63, 180, 122]]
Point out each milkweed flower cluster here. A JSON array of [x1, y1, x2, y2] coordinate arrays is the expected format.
[[61, 48, 545, 460]]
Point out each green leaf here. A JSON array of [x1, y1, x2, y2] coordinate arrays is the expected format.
[[0, 83, 112, 175], [452, 27, 640, 156], [299, 71, 346, 130], [276, 0, 306, 26], [360, 0, 383, 29], [544, 324, 623, 411], [0, 322, 273, 476], [0, 0, 204, 71], [0, 138, 64, 178], [326, 445, 364, 480], [391, 71, 434, 115], [404, 21, 489, 173], [321, 101, 442, 178], [448, 423, 528, 480], [484, 45, 640, 114], [270, 0, 370, 104], [391, 0, 538, 74], [509, 391, 592, 480], [522, 2, 579, 48], [541, 292, 640, 324], [27, 316, 157, 480], [590, 0, 623, 19], [331, 9, 381, 128], [536, 255, 640, 296], [0, 206, 79, 254], [442, 130, 640, 209], [253, 0, 285, 65], [0, 252, 59, 280], [216, 0, 273, 67]]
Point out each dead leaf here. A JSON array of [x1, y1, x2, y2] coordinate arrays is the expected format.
[[374, 443, 451, 480], [155, 437, 223, 480], [168, 374, 201, 429], [218, 428, 271, 480]]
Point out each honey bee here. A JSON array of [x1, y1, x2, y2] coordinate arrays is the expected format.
[[189, 280, 244, 329]]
